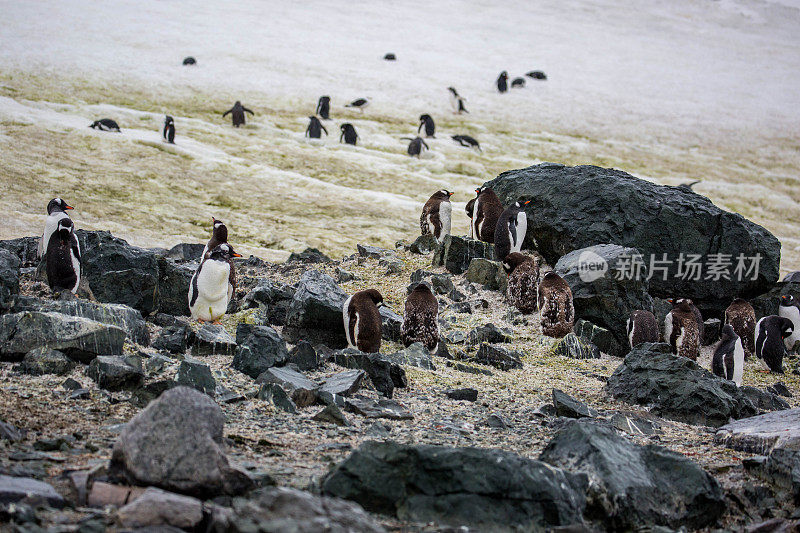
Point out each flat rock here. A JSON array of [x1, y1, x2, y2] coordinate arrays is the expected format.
[[385, 342, 435, 370], [257, 383, 298, 414], [474, 343, 523, 370], [242, 278, 295, 326], [432, 234, 495, 275], [117, 486, 203, 529], [231, 323, 289, 378], [345, 396, 413, 420], [19, 347, 75, 376], [446, 388, 478, 402], [0, 475, 65, 507], [715, 408, 800, 455], [287, 247, 332, 264], [164, 243, 205, 262], [192, 324, 236, 356], [552, 389, 596, 418], [467, 323, 512, 345], [312, 404, 350, 426], [175, 357, 216, 395], [333, 349, 407, 398], [256, 366, 318, 392], [86, 356, 144, 391], [320, 370, 365, 397], [552, 333, 601, 359]]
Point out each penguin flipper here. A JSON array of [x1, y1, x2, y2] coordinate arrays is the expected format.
[[222, 109, 231, 117], [321, 125, 328, 136], [243, 107, 254, 115]]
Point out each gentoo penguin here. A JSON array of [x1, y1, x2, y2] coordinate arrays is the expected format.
[[418, 114, 435, 138], [89, 119, 120, 132], [340, 123, 358, 145], [202, 217, 228, 259], [627, 310, 659, 348], [420, 189, 453, 242], [383, 53, 396, 61], [342, 289, 384, 353], [664, 298, 700, 360], [45, 217, 81, 294], [666, 297, 704, 344], [511, 77, 526, 88], [345, 98, 369, 112], [401, 282, 439, 353], [712, 325, 744, 386], [503, 252, 539, 314], [754, 315, 794, 373], [37, 198, 74, 261], [451, 135, 481, 152], [471, 187, 504, 243], [465, 197, 476, 239], [189, 243, 241, 322], [496, 71, 509, 93], [526, 71, 547, 80], [305, 116, 328, 139], [779, 295, 800, 352], [162, 115, 175, 144], [538, 271, 573, 337], [447, 87, 469, 114], [222, 101, 254, 127], [494, 200, 530, 261], [182, 56, 196, 65], [316, 96, 331, 120], [724, 298, 756, 359], [403, 136, 429, 157]]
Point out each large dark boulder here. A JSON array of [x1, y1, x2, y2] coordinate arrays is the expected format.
[[540, 420, 725, 530], [607, 343, 759, 427], [484, 163, 781, 312], [321, 441, 587, 530], [0, 236, 40, 267], [0, 249, 20, 313], [156, 257, 194, 316], [19, 348, 75, 375], [284, 270, 348, 347], [432, 235, 495, 275], [333, 349, 407, 398], [231, 323, 289, 378]]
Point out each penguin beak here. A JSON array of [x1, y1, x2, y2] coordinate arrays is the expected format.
[[448, 192, 454, 197], [666, 298, 674, 304], [232, 252, 242, 258], [65, 205, 74, 210], [524, 200, 531, 205]]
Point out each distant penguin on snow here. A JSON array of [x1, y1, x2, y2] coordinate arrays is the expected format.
[[511, 77, 526, 88], [202, 217, 229, 260], [627, 310, 659, 348], [403, 136, 429, 157], [452, 134, 481, 152], [402, 282, 439, 353], [189, 243, 241, 322], [343, 289, 384, 353], [305, 116, 328, 139], [538, 271, 573, 337], [725, 298, 756, 359], [90, 119, 120, 132], [503, 252, 539, 314], [471, 187, 504, 243], [418, 114, 435, 138], [45, 217, 81, 294], [162, 115, 175, 144], [420, 189, 453, 242], [755, 315, 794, 373], [345, 98, 369, 112], [340, 123, 358, 145], [664, 298, 700, 360], [496, 71, 509, 93], [494, 199, 529, 261], [316, 96, 331, 120], [38, 198, 75, 261], [447, 87, 469, 114], [526, 71, 547, 80], [222, 101, 254, 127], [713, 324, 744, 386], [779, 295, 800, 352], [182, 56, 196, 65]]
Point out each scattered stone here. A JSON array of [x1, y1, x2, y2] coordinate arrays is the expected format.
[[0, 475, 66, 507], [70, 389, 90, 400], [769, 382, 793, 398], [175, 357, 216, 395], [86, 356, 144, 391], [715, 408, 800, 455], [552, 389, 596, 419], [345, 396, 414, 420], [0, 420, 25, 442], [152, 324, 192, 354], [284, 270, 348, 347], [740, 386, 791, 412], [320, 370, 365, 397], [87, 481, 146, 508], [385, 342, 435, 370], [292, 388, 318, 408], [288, 340, 320, 371], [552, 333, 601, 359], [312, 404, 350, 426], [256, 383, 298, 414], [192, 323, 236, 356], [574, 319, 617, 356], [431, 235, 495, 275], [357, 244, 396, 260], [61, 377, 82, 390], [242, 279, 295, 326], [257, 366, 318, 393], [445, 360, 494, 376], [443, 330, 466, 344], [333, 349, 407, 398], [231, 323, 289, 378], [474, 343, 523, 370], [287, 247, 332, 264], [145, 353, 174, 373], [336, 267, 355, 282], [533, 404, 557, 417], [467, 323, 511, 345], [434, 337, 450, 359], [484, 413, 509, 429], [364, 422, 392, 438], [18, 347, 75, 375], [610, 413, 659, 436], [130, 380, 178, 408], [409, 234, 439, 255], [34, 435, 74, 451], [465, 258, 507, 292], [117, 486, 203, 528], [743, 448, 800, 505], [445, 388, 478, 402]]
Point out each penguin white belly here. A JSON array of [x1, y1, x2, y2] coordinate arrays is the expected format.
[[663, 312, 673, 345], [779, 306, 800, 350], [732, 338, 744, 386], [438, 202, 452, 242], [39, 212, 69, 258], [190, 261, 231, 321], [449, 94, 459, 112], [471, 198, 481, 240], [675, 328, 686, 356], [342, 296, 354, 347], [512, 212, 527, 252], [627, 319, 635, 348], [70, 243, 81, 293]]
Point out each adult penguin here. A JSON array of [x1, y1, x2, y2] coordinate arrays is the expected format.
[[472, 187, 503, 243], [403, 136, 429, 157], [418, 114, 435, 138], [712, 325, 744, 386], [420, 189, 453, 242], [45, 217, 81, 294], [447, 87, 469, 114], [89, 119, 120, 132], [755, 315, 795, 373], [162, 115, 175, 144], [779, 294, 800, 352], [340, 123, 358, 145], [401, 282, 439, 353], [342, 289, 384, 353], [202, 217, 228, 259], [189, 244, 241, 322], [502, 252, 539, 314], [316, 96, 331, 120], [494, 199, 529, 260], [451, 135, 481, 152], [496, 71, 509, 93], [305, 116, 328, 139], [38, 198, 75, 261], [222, 101, 254, 127]]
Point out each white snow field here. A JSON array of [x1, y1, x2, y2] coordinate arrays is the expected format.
[[1, 0, 799, 269]]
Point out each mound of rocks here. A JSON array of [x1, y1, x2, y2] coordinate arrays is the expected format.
[[432, 235, 494, 275]]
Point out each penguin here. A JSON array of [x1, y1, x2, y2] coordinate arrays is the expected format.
[[182, 56, 196, 65], [222, 101, 254, 127], [418, 114, 435, 138], [494, 200, 530, 261], [384, 53, 396, 61], [45, 217, 81, 294], [342, 289, 384, 353], [526, 71, 547, 80], [402, 136, 429, 157], [496, 71, 508, 93], [340, 123, 358, 145], [37, 198, 74, 260], [316, 96, 331, 120], [465, 197, 476, 239], [189, 243, 241, 322], [754, 315, 794, 373], [511, 77, 526, 88], [201, 217, 229, 260], [401, 282, 439, 353], [162, 115, 175, 144], [420, 189, 453, 242], [677, 180, 701, 191], [724, 298, 756, 359], [89, 119, 120, 132], [451, 135, 481, 152], [447, 87, 469, 114], [664, 298, 700, 360], [305, 116, 328, 139], [538, 271, 573, 338], [666, 297, 704, 344], [345, 98, 369, 112], [778, 294, 800, 352], [627, 310, 659, 348], [472, 187, 504, 243], [712, 324, 744, 386], [502, 252, 539, 314]]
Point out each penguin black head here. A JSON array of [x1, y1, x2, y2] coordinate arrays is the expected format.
[[780, 294, 796, 307], [502, 252, 529, 275], [448, 87, 458, 96], [419, 114, 431, 123], [500, 71, 508, 79], [164, 115, 174, 125], [362, 288, 384, 306], [779, 318, 795, 339], [209, 243, 241, 261], [407, 281, 432, 295], [47, 198, 73, 214], [433, 189, 453, 200], [720, 324, 737, 342], [56, 217, 74, 240]]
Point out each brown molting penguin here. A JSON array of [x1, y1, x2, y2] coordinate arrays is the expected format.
[[665, 298, 700, 360], [401, 282, 439, 353], [472, 187, 503, 243], [627, 310, 659, 348], [420, 189, 453, 243], [724, 298, 756, 359], [537, 271, 573, 338], [342, 289, 384, 353], [503, 252, 539, 314], [666, 297, 704, 344]]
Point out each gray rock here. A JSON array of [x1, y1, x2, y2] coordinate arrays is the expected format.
[[385, 342, 435, 370], [357, 244, 395, 260], [288, 340, 321, 371], [345, 396, 413, 420], [540, 420, 725, 529], [117, 486, 203, 529], [769, 382, 793, 398], [336, 267, 356, 282], [0, 475, 65, 507], [287, 247, 332, 264], [409, 234, 439, 255], [0, 420, 25, 442], [19, 348, 75, 375], [474, 343, 523, 370], [715, 408, 800, 455], [152, 324, 192, 354], [257, 383, 298, 414], [0, 248, 20, 312], [164, 243, 205, 262], [242, 279, 295, 326], [312, 404, 350, 426], [0, 236, 39, 267], [703, 318, 722, 346], [145, 353, 174, 374], [192, 324, 236, 356], [156, 257, 194, 316], [321, 441, 587, 529], [743, 448, 800, 505], [284, 270, 348, 347], [431, 234, 495, 275], [130, 380, 178, 408], [446, 388, 478, 402], [231, 323, 288, 378], [109, 386, 254, 497], [332, 349, 407, 398], [740, 386, 791, 412], [552, 389, 596, 418], [467, 323, 511, 345], [751, 282, 800, 320], [320, 370, 365, 397], [175, 357, 216, 395], [86, 356, 144, 391], [256, 366, 318, 392], [379, 305, 403, 342], [484, 413, 509, 429], [465, 258, 507, 292], [574, 319, 617, 356], [552, 333, 601, 359], [610, 413, 660, 436]]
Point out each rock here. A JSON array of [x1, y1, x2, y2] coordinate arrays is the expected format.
[[242, 279, 295, 326], [467, 323, 511, 345], [607, 342, 759, 427], [320, 370, 365, 397], [446, 388, 478, 402], [109, 386, 254, 497], [474, 343, 523, 370], [485, 163, 780, 312], [554, 244, 653, 356], [0, 311, 126, 363], [484, 413, 509, 429], [0, 236, 39, 267], [610, 413, 660, 436], [432, 234, 495, 275], [740, 386, 791, 412], [164, 243, 205, 262], [573, 319, 617, 356], [465, 258, 507, 292], [287, 247, 332, 264], [175, 357, 216, 395], [552, 389, 596, 418], [284, 270, 348, 347], [288, 340, 320, 371], [152, 324, 192, 354], [19, 347, 75, 375], [357, 244, 395, 260], [385, 342, 435, 370], [345, 396, 414, 420], [743, 448, 800, 505], [715, 408, 800, 455], [0, 420, 25, 442], [156, 257, 194, 316], [540, 420, 725, 529], [409, 234, 439, 255], [703, 318, 722, 346], [769, 382, 793, 398], [0, 248, 20, 312], [313, 404, 350, 426], [86, 356, 144, 391], [333, 349, 407, 398], [117, 486, 203, 529], [231, 323, 288, 378], [0, 475, 65, 507], [145, 353, 174, 373], [752, 281, 800, 319], [192, 323, 236, 356], [379, 305, 403, 342], [130, 380, 178, 408], [257, 366, 318, 393], [256, 383, 298, 414], [551, 333, 601, 359], [321, 441, 587, 529], [336, 267, 356, 282]]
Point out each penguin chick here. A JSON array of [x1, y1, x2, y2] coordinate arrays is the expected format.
[[343, 289, 384, 353]]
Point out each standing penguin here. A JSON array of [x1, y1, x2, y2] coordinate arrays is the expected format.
[[713, 324, 745, 386], [401, 282, 439, 353], [496, 71, 509, 93], [418, 114, 435, 138], [755, 315, 794, 373], [342, 289, 384, 353], [202, 217, 228, 259], [779, 295, 800, 352], [222, 101, 254, 127], [664, 298, 700, 360], [447, 87, 469, 114], [305, 116, 328, 139], [189, 244, 241, 322], [538, 271, 573, 337], [162, 115, 175, 144], [45, 217, 81, 294], [403, 136, 429, 157], [667, 297, 704, 344], [627, 310, 659, 348], [503, 252, 539, 314], [89, 119, 120, 132], [316, 96, 331, 120], [38, 198, 75, 261], [465, 197, 476, 239], [724, 298, 756, 359], [340, 123, 358, 145], [420, 189, 453, 242], [472, 187, 504, 243], [494, 200, 530, 261]]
